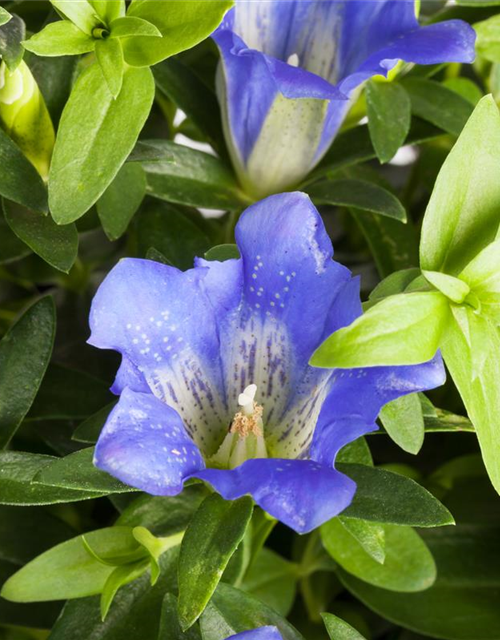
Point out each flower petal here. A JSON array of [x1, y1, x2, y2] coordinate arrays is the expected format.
[[228, 628, 283, 640], [193, 457, 356, 534], [88, 258, 228, 455], [94, 388, 205, 496], [111, 355, 150, 395]]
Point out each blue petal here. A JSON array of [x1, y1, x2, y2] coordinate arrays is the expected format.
[[227, 628, 283, 640], [94, 388, 205, 495], [193, 457, 356, 534], [88, 258, 229, 455], [311, 354, 446, 464], [111, 355, 150, 395]]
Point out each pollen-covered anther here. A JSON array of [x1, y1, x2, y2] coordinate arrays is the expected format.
[[230, 403, 264, 438]]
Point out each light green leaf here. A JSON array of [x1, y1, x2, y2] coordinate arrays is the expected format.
[[100, 560, 149, 620], [135, 139, 248, 211], [1, 527, 141, 602], [423, 270, 470, 303], [366, 80, 411, 163], [311, 292, 449, 369], [0, 13, 25, 70], [4, 200, 78, 272], [89, 0, 125, 24], [0, 297, 55, 448], [22, 21, 94, 56], [178, 494, 253, 630], [380, 393, 425, 454], [0, 7, 11, 27], [50, 0, 100, 34], [322, 520, 436, 592], [369, 268, 421, 301], [339, 464, 454, 527], [199, 583, 304, 640], [420, 95, 500, 276], [459, 239, 500, 323], [475, 15, 500, 62], [122, 0, 233, 67], [34, 447, 136, 495], [402, 78, 473, 136], [338, 518, 386, 564], [95, 37, 124, 98], [322, 613, 368, 640], [308, 178, 406, 222], [442, 311, 500, 495], [49, 63, 154, 223], [110, 15, 161, 38], [97, 163, 145, 240]]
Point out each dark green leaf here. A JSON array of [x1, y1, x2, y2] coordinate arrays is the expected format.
[[72, 402, 116, 444], [402, 78, 474, 136], [308, 178, 406, 222], [369, 268, 421, 300], [159, 593, 202, 640], [339, 463, 454, 527], [4, 200, 78, 272], [0, 296, 55, 448], [49, 63, 155, 223], [204, 244, 240, 262], [379, 393, 425, 455], [178, 494, 254, 630], [97, 163, 146, 240], [366, 81, 411, 163], [0, 13, 25, 70]]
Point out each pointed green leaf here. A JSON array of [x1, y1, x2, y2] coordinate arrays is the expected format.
[[420, 96, 500, 276], [178, 494, 253, 630], [110, 15, 161, 38], [49, 63, 154, 223], [100, 560, 149, 620], [0, 297, 55, 448], [50, 1, 100, 34], [22, 21, 94, 56], [89, 0, 125, 24], [380, 393, 425, 454], [459, 239, 500, 323], [97, 163, 145, 240], [95, 37, 124, 98], [423, 270, 470, 303], [366, 80, 411, 163], [0, 8, 11, 27], [311, 292, 449, 369], [338, 518, 386, 564], [322, 613, 368, 640]]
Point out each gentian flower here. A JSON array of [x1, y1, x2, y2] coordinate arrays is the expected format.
[[212, 1, 476, 198], [89, 192, 445, 533], [228, 628, 283, 640]]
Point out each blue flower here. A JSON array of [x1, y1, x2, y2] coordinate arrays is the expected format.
[[227, 628, 283, 640], [212, 1, 476, 198], [89, 192, 445, 534]]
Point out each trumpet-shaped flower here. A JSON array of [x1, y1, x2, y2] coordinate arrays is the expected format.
[[212, 0, 476, 197], [89, 193, 445, 533]]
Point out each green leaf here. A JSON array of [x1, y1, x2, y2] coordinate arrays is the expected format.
[[307, 178, 406, 222], [0, 128, 48, 213], [110, 15, 161, 38], [0, 297, 55, 448], [338, 518, 386, 564], [49, 63, 154, 223], [100, 560, 149, 620], [48, 547, 179, 640], [22, 21, 94, 57], [159, 594, 202, 640], [153, 58, 226, 155], [311, 292, 449, 369], [322, 519, 436, 592], [135, 201, 211, 271], [402, 78, 474, 136], [1, 527, 140, 602], [339, 463, 454, 527], [50, 1, 100, 35], [442, 311, 500, 495], [72, 402, 116, 443], [34, 447, 135, 495], [204, 244, 240, 262], [241, 548, 298, 617], [0, 8, 11, 28], [199, 583, 304, 640], [380, 393, 425, 455], [420, 95, 500, 276], [366, 81, 411, 163], [122, 0, 233, 67], [96, 163, 146, 240], [116, 486, 208, 537], [459, 239, 500, 322], [89, 0, 125, 24], [322, 612, 368, 640], [475, 15, 500, 62], [4, 200, 78, 272], [0, 205, 30, 263], [339, 526, 500, 640], [178, 494, 254, 630], [369, 268, 421, 301], [422, 270, 470, 304], [0, 13, 25, 70], [96, 37, 124, 99], [137, 140, 248, 211]]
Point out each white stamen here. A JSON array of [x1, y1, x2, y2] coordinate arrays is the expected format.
[[287, 53, 300, 67], [238, 383, 257, 416]]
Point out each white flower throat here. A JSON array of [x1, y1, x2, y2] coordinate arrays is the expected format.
[[210, 384, 269, 469]]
